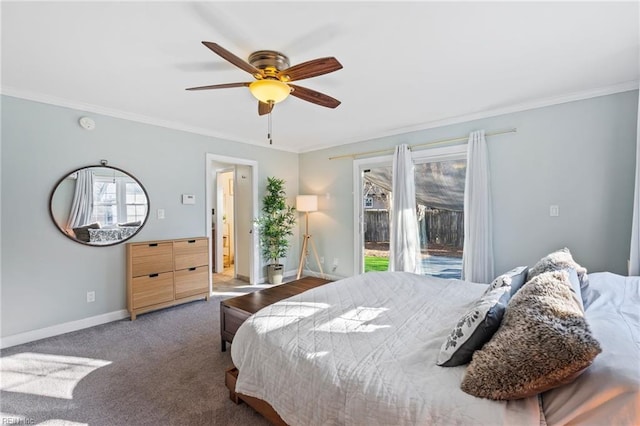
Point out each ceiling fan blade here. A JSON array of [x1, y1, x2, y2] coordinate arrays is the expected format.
[[202, 41, 263, 77], [289, 84, 341, 108], [278, 57, 342, 82], [258, 101, 274, 116], [185, 82, 250, 91]]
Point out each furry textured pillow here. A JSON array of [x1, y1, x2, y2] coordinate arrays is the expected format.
[[529, 247, 587, 285], [529, 247, 591, 308], [460, 270, 601, 400]]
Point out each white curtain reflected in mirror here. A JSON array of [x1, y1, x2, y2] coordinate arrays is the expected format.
[[49, 165, 149, 246], [67, 168, 94, 229]]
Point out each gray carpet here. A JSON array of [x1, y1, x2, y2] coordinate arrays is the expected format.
[[0, 294, 271, 426]]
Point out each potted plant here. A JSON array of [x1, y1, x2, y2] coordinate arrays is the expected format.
[[255, 177, 296, 284]]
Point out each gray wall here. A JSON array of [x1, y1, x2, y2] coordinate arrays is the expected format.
[[1, 95, 299, 337], [299, 90, 638, 278], [2, 90, 637, 339]]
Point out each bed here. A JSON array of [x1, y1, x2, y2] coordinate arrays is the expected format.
[[230, 250, 640, 425]]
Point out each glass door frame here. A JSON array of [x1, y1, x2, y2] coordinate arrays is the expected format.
[[352, 144, 468, 275]]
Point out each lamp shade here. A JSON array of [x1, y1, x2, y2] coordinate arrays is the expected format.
[[249, 79, 291, 104], [296, 195, 318, 212]]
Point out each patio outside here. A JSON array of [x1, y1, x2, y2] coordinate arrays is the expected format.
[[365, 241, 463, 279]]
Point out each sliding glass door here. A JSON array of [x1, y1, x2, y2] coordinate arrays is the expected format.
[[355, 145, 466, 278]]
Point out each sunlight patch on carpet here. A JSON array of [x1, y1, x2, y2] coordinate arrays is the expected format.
[[0, 352, 111, 399]]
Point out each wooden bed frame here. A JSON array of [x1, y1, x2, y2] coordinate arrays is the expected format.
[[221, 277, 333, 425], [226, 367, 287, 426]]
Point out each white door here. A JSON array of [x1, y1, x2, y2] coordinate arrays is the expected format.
[[234, 164, 253, 282]]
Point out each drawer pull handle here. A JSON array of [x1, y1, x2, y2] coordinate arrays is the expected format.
[[188, 267, 197, 271], [148, 243, 158, 247], [149, 273, 159, 278], [187, 240, 196, 243]]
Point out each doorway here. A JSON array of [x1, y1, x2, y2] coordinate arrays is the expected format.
[[206, 154, 259, 289], [216, 170, 235, 276]]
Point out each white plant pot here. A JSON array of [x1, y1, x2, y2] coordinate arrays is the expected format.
[[267, 264, 284, 284]]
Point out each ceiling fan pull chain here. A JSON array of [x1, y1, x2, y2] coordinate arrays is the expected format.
[[268, 110, 273, 145]]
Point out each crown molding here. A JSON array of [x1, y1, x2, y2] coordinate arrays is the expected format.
[[2, 80, 637, 155], [0, 87, 299, 154], [300, 80, 640, 153]]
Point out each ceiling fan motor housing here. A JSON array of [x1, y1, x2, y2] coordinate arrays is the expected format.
[[249, 50, 290, 76]]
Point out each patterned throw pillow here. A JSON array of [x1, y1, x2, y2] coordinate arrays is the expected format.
[[484, 266, 528, 296], [437, 286, 511, 367], [460, 270, 601, 400], [89, 228, 122, 242]]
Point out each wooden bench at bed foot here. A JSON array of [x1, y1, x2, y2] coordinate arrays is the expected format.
[[220, 276, 332, 352], [225, 367, 288, 426]]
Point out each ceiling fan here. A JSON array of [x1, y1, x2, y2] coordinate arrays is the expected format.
[[186, 42, 343, 116]]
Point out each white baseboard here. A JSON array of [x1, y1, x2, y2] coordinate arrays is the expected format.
[[0, 309, 130, 349], [301, 269, 345, 281]]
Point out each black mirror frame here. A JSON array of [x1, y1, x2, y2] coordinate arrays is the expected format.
[[49, 164, 150, 247]]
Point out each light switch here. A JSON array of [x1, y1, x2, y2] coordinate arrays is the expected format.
[[549, 205, 559, 217], [157, 209, 165, 219]]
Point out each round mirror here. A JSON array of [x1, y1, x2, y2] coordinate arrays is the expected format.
[[49, 164, 149, 246]]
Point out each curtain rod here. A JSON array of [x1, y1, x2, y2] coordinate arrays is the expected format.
[[328, 128, 517, 160]]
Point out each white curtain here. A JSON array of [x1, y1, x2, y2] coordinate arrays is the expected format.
[[67, 169, 94, 229], [388, 144, 422, 274], [462, 130, 494, 283], [630, 93, 640, 276]]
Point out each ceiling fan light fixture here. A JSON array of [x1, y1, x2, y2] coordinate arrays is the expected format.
[[249, 79, 291, 104]]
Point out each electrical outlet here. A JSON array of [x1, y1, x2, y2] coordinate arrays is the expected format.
[[332, 258, 339, 272], [157, 209, 165, 219], [549, 205, 559, 217], [320, 257, 325, 264], [87, 291, 95, 303]]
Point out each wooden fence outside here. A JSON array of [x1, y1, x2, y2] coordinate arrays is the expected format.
[[364, 209, 464, 249]]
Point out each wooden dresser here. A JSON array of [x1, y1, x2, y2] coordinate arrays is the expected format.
[[126, 237, 210, 320]]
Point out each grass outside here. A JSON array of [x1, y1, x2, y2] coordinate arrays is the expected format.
[[365, 256, 389, 272]]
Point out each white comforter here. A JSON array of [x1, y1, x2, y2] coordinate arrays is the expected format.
[[231, 271, 542, 426], [542, 272, 640, 425]]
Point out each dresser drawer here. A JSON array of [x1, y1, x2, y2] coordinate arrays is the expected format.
[[175, 266, 209, 299], [174, 238, 208, 270], [131, 271, 174, 309], [131, 242, 173, 276]]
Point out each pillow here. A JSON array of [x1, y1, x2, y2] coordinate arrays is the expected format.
[[564, 267, 584, 312], [119, 226, 138, 239], [460, 270, 601, 400], [437, 286, 511, 367], [118, 220, 141, 227], [485, 266, 528, 296], [89, 228, 121, 243], [529, 247, 590, 307], [72, 222, 101, 242]]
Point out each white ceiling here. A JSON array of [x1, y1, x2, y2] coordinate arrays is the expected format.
[[2, 1, 638, 153]]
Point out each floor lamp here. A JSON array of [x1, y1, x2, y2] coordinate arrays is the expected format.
[[296, 195, 325, 279]]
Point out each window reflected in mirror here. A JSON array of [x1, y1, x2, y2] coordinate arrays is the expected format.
[[49, 165, 149, 246]]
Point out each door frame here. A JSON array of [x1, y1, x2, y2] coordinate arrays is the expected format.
[[206, 153, 259, 285]]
